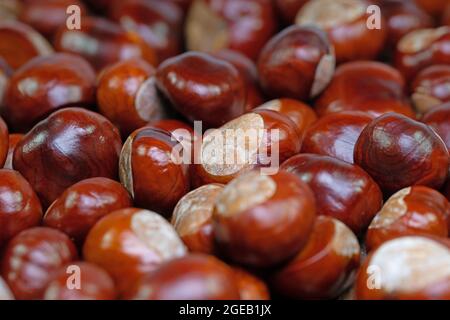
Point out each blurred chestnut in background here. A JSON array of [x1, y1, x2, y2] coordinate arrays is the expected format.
[[443, 5, 450, 26], [13, 108, 122, 208], [44, 262, 117, 300], [0, 59, 11, 108], [354, 113, 449, 194], [110, 0, 183, 63], [366, 186, 449, 252], [0, 117, 7, 167], [233, 267, 270, 300], [258, 25, 335, 101], [83, 208, 187, 294], [295, 0, 387, 63], [272, 216, 360, 299], [191, 109, 301, 187], [274, 0, 309, 24], [315, 61, 414, 119], [53, 17, 157, 71], [119, 126, 190, 217], [355, 236, 450, 299], [2, 53, 96, 132], [124, 254, 240, 300], [0, 21, 53, 70], [43, 177, 132, 244], [19, 0, 87, 40], [414, 0, 448, 17], [171, 184, 224, 254], [422, 102, 450, 151], [156, 52, 246, 128], [282, 154, 383, 234], [255, 98, 318, 140], [411, 65, 450, 115], [0, 169, 42, 247], [213, 170, 316, 268], [3, 133, 22, 170], [301, 111, 373, 164], [0, 277, 13, 300], [0, 0, 21, 22], [1, 227, 77, 300], [394, 27, 450, 81], [185, 0, 276, 61], [97, 58, 167, 137]]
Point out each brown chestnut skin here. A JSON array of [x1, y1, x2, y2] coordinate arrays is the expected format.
[[443, 5, 450, 26], [110, 0, 183, 63], [282, 154, 383, 234], [354, 112, 449, 195], [3, 53, 96, 132], [1, 227, 77, 300], [355, 236, 450, 300], [258, 25, 335, 101], [414, 0, 448, 17], [0, 21, 53, 70], [19, 0, 87, 40], [0, 276, 13, 300], [43, 262, 117, 300], [53, 17, 158, 72], [123, 254, 240, 300], [149, 119, 195, 142], [394, 27, 450, 81], [119, 126, 190, 217], [171, 184, 224, 254], [191, 109, 301, 187], [213, 170, 316, 268], [0, 169, 42, 247], [83, 208, 187, 294], [274, 0, 309, 24], [365, 186, 450, 252], [255, 98, 318, 140], [3, 133, 22, 170], [13, 107, 122, 208], [315, 61, 414, 119], [97, 58, 167, 137], [233, 267, 270, 300], [301, 111, 373, 164], [43, 177, 132, 245], [295, 0, 387, 63], [272, 216, 360, 300], [0, 59, 11, 108], [155, 51, 246, 129], [185, 0, 277, 61], [0, 117, 8, 167], [422, 102, 450, 151], [411, 65, 450, 115], [0, 0, 21, 22]]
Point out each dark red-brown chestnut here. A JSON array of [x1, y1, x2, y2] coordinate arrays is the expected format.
[[233, 267, 270, 300], [3, 133, 22, 170], [422, 102, 450, 151], [0, 117, 8, 167]]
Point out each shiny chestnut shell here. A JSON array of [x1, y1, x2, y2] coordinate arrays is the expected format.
[[422, 102, 450, 151], [0, 117, 7, 167], [233, 267, 270, 300], [3, 133, 23, 170]]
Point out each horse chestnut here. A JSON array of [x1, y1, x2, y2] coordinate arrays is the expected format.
[[233, 267, 270, 300], [422, 102, 450, 151], [0, 117, 7, 167], [3, 133, 22, 170]]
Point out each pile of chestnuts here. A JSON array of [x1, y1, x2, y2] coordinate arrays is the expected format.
[[0, 0, 449, 301]]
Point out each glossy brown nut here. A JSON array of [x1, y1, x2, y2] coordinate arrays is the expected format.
[[19, 0, 87, 40], [213, 170, 316, 267], [43, 262, 117, 300], [171, 184, 224, 254], [97, 58, 167, 137], [422, 102, 450, 151], [13, 107, 122, 208], [191, 109, 301, 187], [354, 112, 449, 194], [123, 254, 240, 300], [3, 133, 22, 170], [0, 117, 8, 167], [120, 127, 190, 217], [274, 0, 309, 24], [43, 177, 132, 244], [315, 61, 414, 119], [394, 27, 450, 81], [213, 49, 264, 112], [149, 119, 195, 143], [355, 236, 450, 300], [110, 0, 183, 63], [258, 25, 335, 101], [296, 0, 387, 63], [0, 21, 53, 70], [0, 169, 42, 247], [411, 65, 450, 115], [1, 227, 77, 300], [414, 0, 448, 16], [83, 208, 187, 294], [155, 51, 246, 128], [233, 267, 270, 300], [282, 154, 383, 234], [0, 276, 14, 300], [3, 53, 96, 132], [272, 216, 360, 299], [366, 186, 450, 252], [255, 98, 318, 140], [301, 111, 373, 164], [185, 0, 276, 61], [53, 17, 157, 71]]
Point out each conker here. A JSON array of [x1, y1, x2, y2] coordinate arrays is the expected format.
[[422, 102, 450, 151], [233, 267, 270, 300], [0, 117, 8, 167], [3, 133, 22, 170]]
